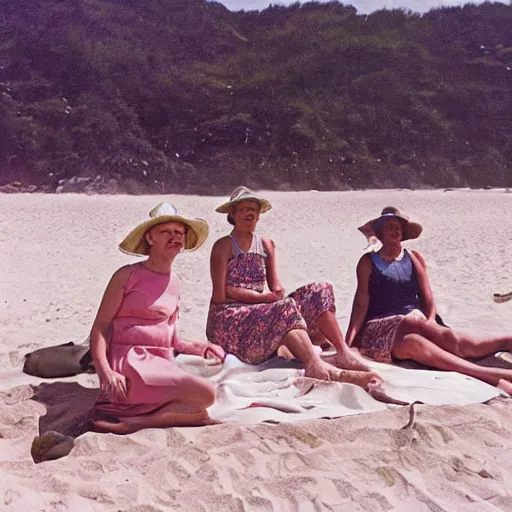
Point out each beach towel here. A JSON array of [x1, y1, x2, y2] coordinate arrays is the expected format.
[[22, 352, 504, 435]]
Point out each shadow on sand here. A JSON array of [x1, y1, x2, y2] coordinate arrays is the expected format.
[[30, 381, 100, 463]]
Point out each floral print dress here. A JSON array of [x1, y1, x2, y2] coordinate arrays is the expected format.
[[206, 234, 336, 364]]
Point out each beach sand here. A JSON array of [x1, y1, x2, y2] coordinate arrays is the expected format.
[[2, 190, 512, 511]]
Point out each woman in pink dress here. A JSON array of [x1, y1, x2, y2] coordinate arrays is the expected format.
[[206, 187, 380, 389], [91, 202, 225, 434]]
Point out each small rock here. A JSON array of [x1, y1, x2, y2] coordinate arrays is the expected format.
[[0, 184, 22, 194], [31, 431, 75, 463], [478, 469, 492, 479]]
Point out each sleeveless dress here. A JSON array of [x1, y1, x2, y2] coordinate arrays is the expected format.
[[206, 234, 336, 365], [93, 262, 199, 419], [357, 249, 422, 363]]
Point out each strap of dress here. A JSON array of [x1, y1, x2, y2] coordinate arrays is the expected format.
[[253, 234, 267, 257], [229, 234, 245, 255], [229, 233, 267, 257], [405, 249, 420, 278]]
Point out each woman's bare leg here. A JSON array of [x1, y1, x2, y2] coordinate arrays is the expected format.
[[310, 331, 333, 350], [445, 332, 512, 359], [399, 316, 512, 360], [315, 311, 370, 371], [93, 402, 218, 435], [281, 329, 380, 388], [497, 380, 512, 394], [278, 331, 331, 359], [93, 376, 217, 434], [392, 333, 512, 386], [276, 345, 296, 360]]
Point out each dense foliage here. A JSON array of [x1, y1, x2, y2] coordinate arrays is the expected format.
[[1, 0, 512, 192]]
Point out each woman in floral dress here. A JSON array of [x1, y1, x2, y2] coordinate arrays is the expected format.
[[206, 187, 380, 387]]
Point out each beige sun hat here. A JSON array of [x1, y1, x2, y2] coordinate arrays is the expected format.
[[358, 206, 423, 242], [215, 186, 272, 214], [119, 202, 209, 256]]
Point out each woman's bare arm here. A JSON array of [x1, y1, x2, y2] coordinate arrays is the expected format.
[[226, 286, 277, 303], [173, 336, 208, 356], [210, 237, 232, 305], [410, 250, 436, 321], [90, 265, 132, 399], [345, 254, 372, 346], [262, 237, 285, 299], [173, 336, 225, 362]]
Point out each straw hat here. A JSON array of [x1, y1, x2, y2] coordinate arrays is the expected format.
[[215, 186, 272, 214], [119, 202, 209, 256], [358, 206, 422, 242]]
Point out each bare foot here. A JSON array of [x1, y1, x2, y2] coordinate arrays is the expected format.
[[92, 409, 220, 435], [336, 369, 383, 391], [92, 419, 136, 435], [331, 349, 371, 372], [305, 360, 381, 390], [497, 379, 512, 395]]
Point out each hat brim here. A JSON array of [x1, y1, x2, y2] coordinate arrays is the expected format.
[[358, 214, 422, 242], [215, 196, 272, 214], [119, 215, 209, 256]]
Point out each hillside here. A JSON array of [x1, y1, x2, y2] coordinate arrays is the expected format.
[[1, 0, 512, 193]]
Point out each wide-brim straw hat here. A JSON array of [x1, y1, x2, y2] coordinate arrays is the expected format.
[[358, 206, 422, 241], [119, 202, 209, 256], [215, 186, 272, 214]]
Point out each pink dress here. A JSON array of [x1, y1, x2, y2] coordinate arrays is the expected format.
[[93, 263, 196, 419]]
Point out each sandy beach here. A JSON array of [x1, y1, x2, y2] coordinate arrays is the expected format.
[[2, 190, 512, 511]]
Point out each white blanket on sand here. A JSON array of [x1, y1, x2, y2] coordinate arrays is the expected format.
[[5, 353, 505, 439], [177, 354, 504, 424]]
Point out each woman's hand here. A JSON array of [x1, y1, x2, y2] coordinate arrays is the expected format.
[[272, 285, 285, 300], [204, 344, 226, 363], [262, 291, 280, 303], [225, 286, 281, 305], [100, 370, 128, 402]]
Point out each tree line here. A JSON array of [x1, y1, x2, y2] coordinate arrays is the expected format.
[[1, 0, 512, 193]]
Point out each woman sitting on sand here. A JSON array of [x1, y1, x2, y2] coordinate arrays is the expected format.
[[91, 202, 225, 434], [206, 186, 380, 389], [346, 206, 512, 393]]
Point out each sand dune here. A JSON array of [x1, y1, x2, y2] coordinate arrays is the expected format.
[[2, 190, 512, 511]]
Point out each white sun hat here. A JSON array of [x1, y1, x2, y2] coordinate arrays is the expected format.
[[119, 202, 209, 256], [215, 186, 272, 214]]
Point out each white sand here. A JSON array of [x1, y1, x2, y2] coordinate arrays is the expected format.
[[2, 190, 512, 511]]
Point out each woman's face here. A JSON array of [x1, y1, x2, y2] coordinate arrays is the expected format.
[[231, 200, 261, 230], [378, 218, 403, 245], [147, 221, 187, 256]]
